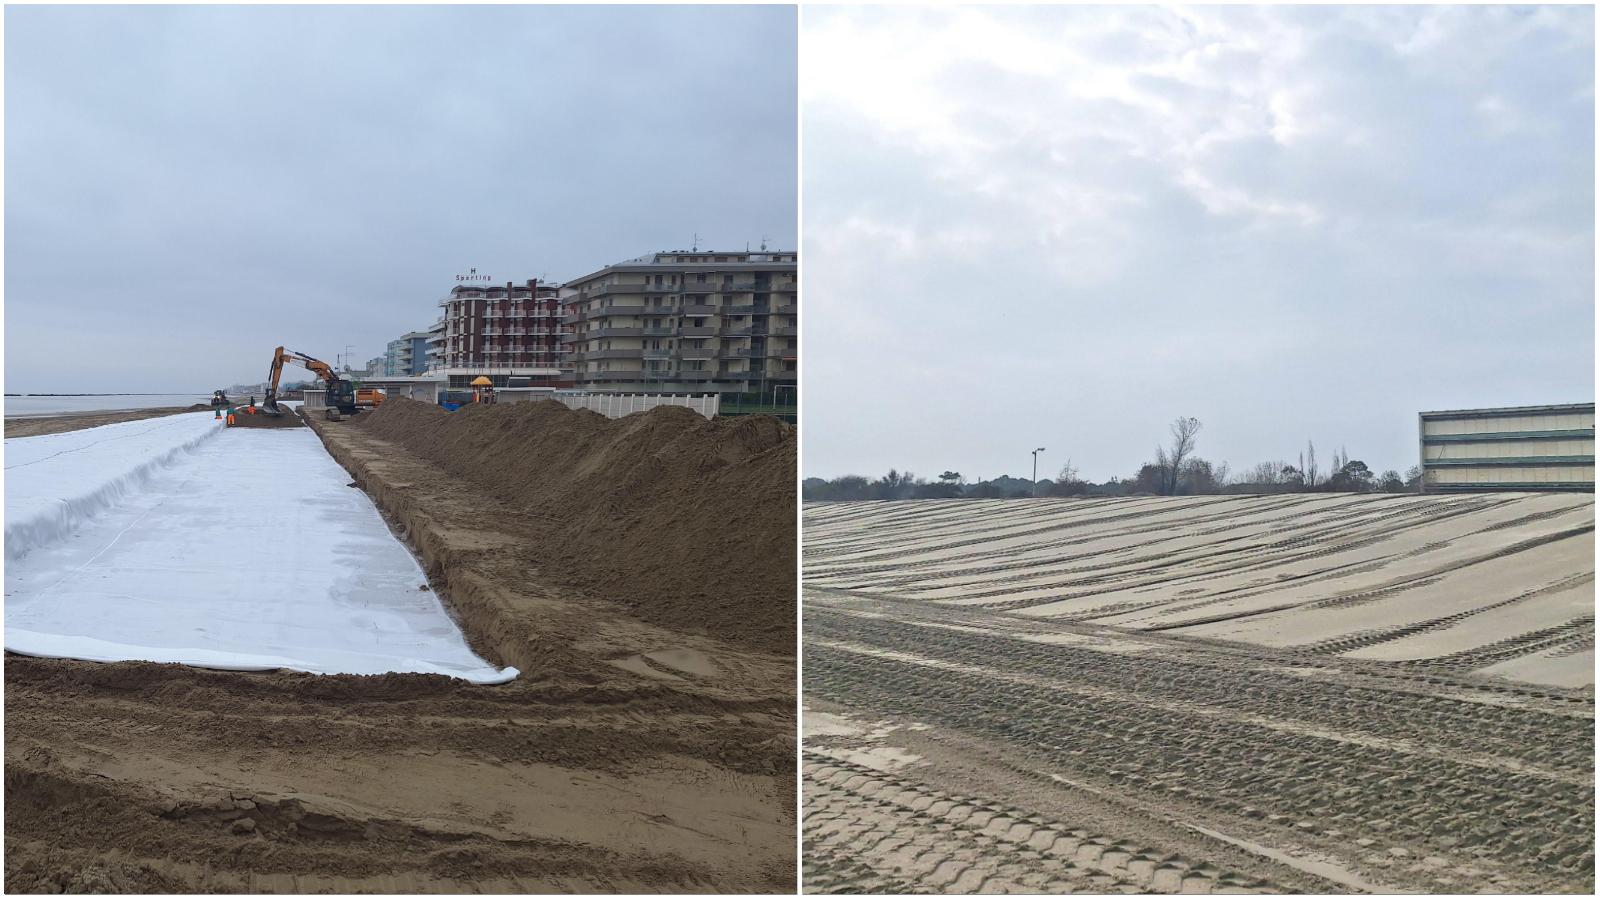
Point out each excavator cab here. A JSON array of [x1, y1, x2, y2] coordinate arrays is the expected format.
[[258, 346, 359, 419], [324, 379, 357, 415]]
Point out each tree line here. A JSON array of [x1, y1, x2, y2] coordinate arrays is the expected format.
[[803, 417, 1423, 501]]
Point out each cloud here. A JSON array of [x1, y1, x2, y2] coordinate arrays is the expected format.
[[803, 4, 1593, 481], [5, 5, 797, 393]]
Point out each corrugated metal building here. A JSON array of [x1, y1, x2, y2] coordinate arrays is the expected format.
[[1419, 403, 1595, 492]]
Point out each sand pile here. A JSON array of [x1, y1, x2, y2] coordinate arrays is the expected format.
[[354, 399, 795, 652]]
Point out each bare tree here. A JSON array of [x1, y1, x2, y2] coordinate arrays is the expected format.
[[1164, 417, 1202, 495], [1405, 465, 1424, 490], [1304, 440, 1319, 489], [1243, 461, 1285, 485], [1331, 445, 1349, 475], [1181, 458, 1223, 494]]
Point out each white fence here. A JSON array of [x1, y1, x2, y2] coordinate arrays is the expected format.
[[551, 391, 720, 420]]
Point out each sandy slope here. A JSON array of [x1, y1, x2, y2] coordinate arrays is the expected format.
[[802, 496, 1594, 894], [804, 494, 1593, 686], [802, 592, 1593, 894]]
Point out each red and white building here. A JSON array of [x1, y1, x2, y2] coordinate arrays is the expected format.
[[437, 278, 574, 388]]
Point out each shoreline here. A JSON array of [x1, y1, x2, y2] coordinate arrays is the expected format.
[[4, 405, 213, 438]]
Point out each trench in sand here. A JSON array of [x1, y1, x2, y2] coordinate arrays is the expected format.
[[3, 409, 516, 683]]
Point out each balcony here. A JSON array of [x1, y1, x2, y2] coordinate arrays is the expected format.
[[642, 349, 672, 359], [642, 327, 677, 336], [586, 326, 643, 339], [682, 304, 718, 316], [773, 304, 797, 315], [720, 347, 768, 359], [722, 304, 768, 315], [682, 283, 718, 294], [585, 349, 642, 361], [770, 326, 797, 337], [591, 282, 638, 297], [680, 326, 717, 337], [560, 304, 648, 324], [679, 347, 716, 360], [722, 326, 768, 337], [594, 302, 649, 317]]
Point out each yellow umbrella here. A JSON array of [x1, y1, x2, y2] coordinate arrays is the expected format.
[[469, 375, 495, 404]]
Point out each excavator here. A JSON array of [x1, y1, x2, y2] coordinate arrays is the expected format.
[[260, 346, 358, 419]]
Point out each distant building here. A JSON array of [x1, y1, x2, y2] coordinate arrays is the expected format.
[[424, 318, 446, 372], [1419, 403, 1594, 492], [385, 332, 430, 376], [561, 249, 798, 396]]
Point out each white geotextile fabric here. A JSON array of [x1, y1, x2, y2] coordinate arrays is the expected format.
[[5, 412, 223, 562], [3, 414, 517, 684]]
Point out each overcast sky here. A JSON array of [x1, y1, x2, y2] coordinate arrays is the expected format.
[[803, 5, 1594, 483], [5, 4, 796, 394]]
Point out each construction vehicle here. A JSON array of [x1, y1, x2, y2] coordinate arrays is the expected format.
[[355, 388, 386, 408], [210, 390, 230, 407], [260, 346, 357, 419]]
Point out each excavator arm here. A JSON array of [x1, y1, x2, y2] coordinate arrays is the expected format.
[[262, 346, 346, 412]]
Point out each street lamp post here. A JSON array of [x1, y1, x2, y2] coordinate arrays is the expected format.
[[1032, 447, 1046, 496]]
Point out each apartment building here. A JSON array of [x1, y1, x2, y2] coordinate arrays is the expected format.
[[561, 249, 798, 396], [438, 279, 572, 387], [384, 331, 431, 376], [424, 318, 446, 371]]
